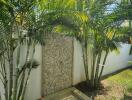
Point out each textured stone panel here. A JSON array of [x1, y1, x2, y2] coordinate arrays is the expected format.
[[42, 33, 73, 96]]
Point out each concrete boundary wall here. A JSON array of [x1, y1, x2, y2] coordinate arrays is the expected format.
[[0, 37, 132, 100]]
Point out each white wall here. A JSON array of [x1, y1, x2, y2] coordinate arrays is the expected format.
[[25, 45, 42, 100], [103, 43, 132, 75], [73, 38, 86, 85], [73, 38, 132, 85], [0, 45, 42, 100]]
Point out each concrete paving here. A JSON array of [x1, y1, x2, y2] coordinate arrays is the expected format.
[[44, 87, 91, 100]]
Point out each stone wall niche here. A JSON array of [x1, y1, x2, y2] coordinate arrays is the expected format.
[[41, 33, 73, 96]]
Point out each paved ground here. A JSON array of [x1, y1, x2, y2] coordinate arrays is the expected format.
[[44, 87, 91, 100]]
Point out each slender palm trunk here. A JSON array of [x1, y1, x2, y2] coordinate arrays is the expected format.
[[0, 95, 1, 100], [4, 81, 8, 100], [82, 43, 89, 84], [82, 47, 87, 79], [94, 52, 102, 88], [0, 59, 7, 100], [9, 55, 13, 100], [0, 51, 8, 100], [98, 51, 109, 82], [85, 46, 89, 84], [17, 44, 30, 100], [21, 44, 35, 100], [3, 57, 8, 100], [9, 46, 14, 100], [90, 48, 96, 88], [13, 44, 21, 100]]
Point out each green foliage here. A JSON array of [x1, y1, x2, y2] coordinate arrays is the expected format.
[[24, 59, 39, 69], [0, 0, 131, 99], [0, 0, 81, 100]]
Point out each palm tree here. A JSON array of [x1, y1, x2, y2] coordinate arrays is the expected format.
[[0, 0, 81, 100], [79, 0, 132, 89], [69, 0, 116, 89], [47, 0, 132, 90], [51, 0, 126, 89], [60, 0, 132, 89]]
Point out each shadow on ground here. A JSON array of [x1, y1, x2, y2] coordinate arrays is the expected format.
[[75, 81, 109, 99], [124, 95, 132, 100]]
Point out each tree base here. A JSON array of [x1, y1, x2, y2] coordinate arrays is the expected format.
[[75, 81, 104, 92]]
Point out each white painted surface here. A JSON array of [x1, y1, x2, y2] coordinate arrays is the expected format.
[[73, 39, 132, 85], [103, 43, 132, 75], [72, 38, 86, 85], [25, 45, 42, 100], [0, 45, 42, 100]]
